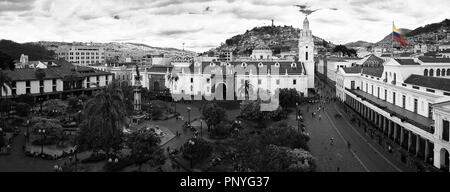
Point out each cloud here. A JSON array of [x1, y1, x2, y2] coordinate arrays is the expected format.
[[0, 0, 449, 52], [0, 0, 36, 12]]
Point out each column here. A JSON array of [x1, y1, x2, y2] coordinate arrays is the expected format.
[[416, 135, 420, 157], [393, 124, 398, 143], [388, 121, 393, 139], [383, 117, 387, 135], [425, 140, 429, 162], [400, 127, 404, 147], [407, 131, 412, 152]]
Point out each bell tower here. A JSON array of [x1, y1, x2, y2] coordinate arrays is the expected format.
[[298, 16, 315, 89]]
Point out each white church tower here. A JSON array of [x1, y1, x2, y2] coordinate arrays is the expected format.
[[298, 17, 315, 89]]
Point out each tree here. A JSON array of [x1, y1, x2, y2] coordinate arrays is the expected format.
[[15, 102, 31, 117], [0, 71, 12, 129], [67, 96, 81, 113], [182, 138, 213, 167], [239, 100, 262, 121], [0, 51, 14, 70], [127, 128, 162, 171], [278, 88, 301, 109], [201, 102, 227, 132], [261, 144, 315, 172], [260, 122, 310, 151], [79, 81, 128, 153], [16, 94, 35, 107]]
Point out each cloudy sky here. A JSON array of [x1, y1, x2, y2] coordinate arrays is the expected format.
[[1, 0, 449, 52]]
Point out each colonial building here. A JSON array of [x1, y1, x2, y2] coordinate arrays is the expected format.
[[1, 60, 113, 101], [148, 17, 316, 101], [55, 45, 106, 66], [335, 56, 450, 171]]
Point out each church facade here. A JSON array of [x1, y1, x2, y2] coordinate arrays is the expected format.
[[131, 17, 316, 103]]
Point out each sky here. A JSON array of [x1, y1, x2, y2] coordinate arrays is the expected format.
[[0, 0, 449, 52]]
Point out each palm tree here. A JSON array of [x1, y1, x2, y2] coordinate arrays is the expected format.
[[0, 71, 12, 130], [237, 80, 255, 100], [82, 81, 128, 154]]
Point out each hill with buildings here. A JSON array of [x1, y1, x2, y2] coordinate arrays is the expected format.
[[32, 41, 197, 62], [374, 19, 450, 49], [205, 25, 335, 56], [344, 41, 374, 48]]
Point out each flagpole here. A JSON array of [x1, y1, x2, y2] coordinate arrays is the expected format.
[[392, 21, 394, 59]]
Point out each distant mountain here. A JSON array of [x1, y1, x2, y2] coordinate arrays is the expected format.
[[206, 25, 335, 56], [406, 19, 450, 37], [0, 39, 56, 61], [344, 41, 374, 48]]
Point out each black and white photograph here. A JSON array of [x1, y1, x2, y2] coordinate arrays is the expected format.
[[1, 0, 450, 180]]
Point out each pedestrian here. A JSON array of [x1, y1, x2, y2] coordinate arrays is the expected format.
[[318, 114, 322, 120], [330, 137, 334, 146], [337, 167, 340, 172]]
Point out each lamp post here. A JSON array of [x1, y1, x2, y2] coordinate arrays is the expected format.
[[188, 139, 195, 168], [38, 129, 46, 155], [297, 115, 301, 133], [200, 119, 203, 137], [187, 107, 191, 126], [26, 120, 30, 143]]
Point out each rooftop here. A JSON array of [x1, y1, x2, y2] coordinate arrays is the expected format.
[[347, 89, 434, 133], [418, 56, 450, 63], [404, 74, 450, 92], [362, 67, 384, 78], [395, 59, 420, 65]]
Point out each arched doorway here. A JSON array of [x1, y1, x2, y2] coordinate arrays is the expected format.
[[440, 148, 449, 172], [215, 83, 227, 100]]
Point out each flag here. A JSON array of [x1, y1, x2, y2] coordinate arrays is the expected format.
[[393, 24, 407, 46]]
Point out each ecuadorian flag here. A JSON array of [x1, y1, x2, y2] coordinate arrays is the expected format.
[[393, 24, 407, 46]]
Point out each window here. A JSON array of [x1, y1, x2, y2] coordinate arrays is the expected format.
[[306, 52, 309, 61], [443, 120, 449, 142], [276, 79, 280, 85], [350, 81, 355, 89], [414, 98, 418, 113], [392, 92, 396, 105], [402, 95, 406, 108], [442, 68, 446, 76], [366, 83, 368, 92], [430, 69, 434, 76], [384, 90, 387, 101], [437, 69, 441, 76], [26, 88, 30, 94], [191, 78, 194, 83], [377, 87, 380, 98], [26, 81, 30, 87], [258, 79, 262, 85], [293, 79, 297, 85], [371, 85, 374, 95], [428, 103, 433, 119]]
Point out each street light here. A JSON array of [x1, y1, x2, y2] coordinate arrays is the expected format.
[[187, 107, 191, 126], [38, 129, 46, 155], [200, 119, 203, 137], [26, 120, 30, 143]]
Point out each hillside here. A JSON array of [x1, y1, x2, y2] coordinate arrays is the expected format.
[[207, 25, 334, 56], [0, 39, 56, 61], [33, 41, 197, 61], [406, 19, 450, 37], [344, 41, 374, 48]]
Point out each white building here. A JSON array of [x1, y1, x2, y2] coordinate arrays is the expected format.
[[335, 56, 450, 171], [1, 60, 113, 100], [55, 45, 106, 66], [131, 16, 316, 104]]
